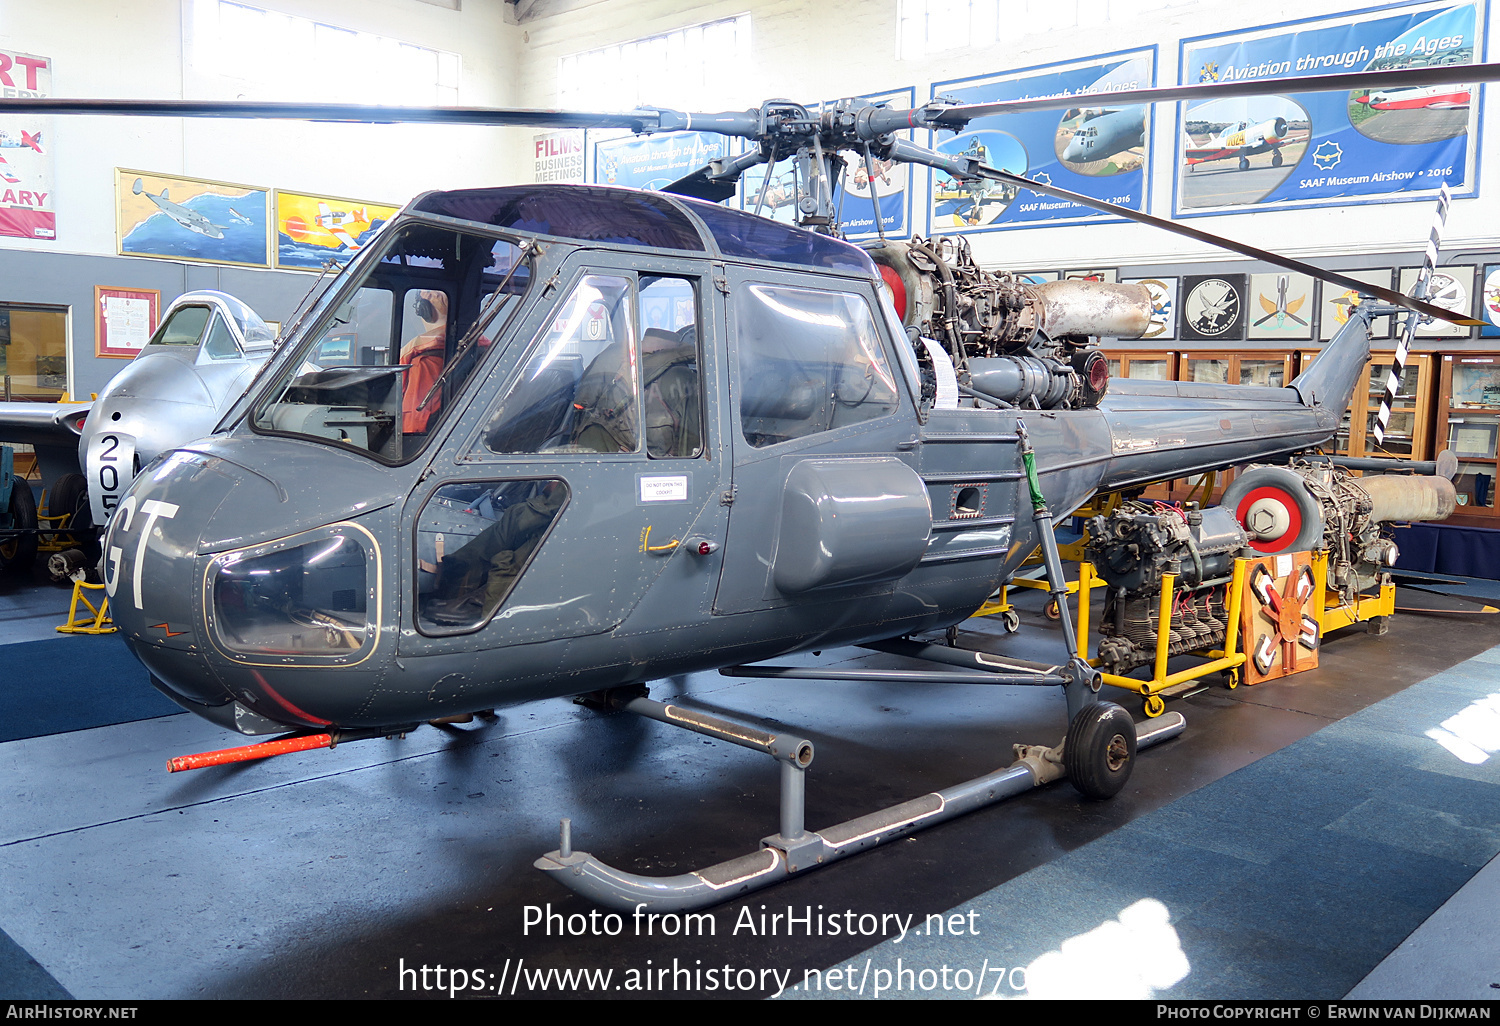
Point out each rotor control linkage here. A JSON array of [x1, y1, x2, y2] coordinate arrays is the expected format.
[[536, 697, 1185, 912]]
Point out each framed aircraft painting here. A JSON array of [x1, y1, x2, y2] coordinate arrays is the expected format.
[[274, 190, 401, 270], [115, 169, 270, 267]]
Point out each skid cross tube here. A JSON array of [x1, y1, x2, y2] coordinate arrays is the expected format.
[[536, 701, 1186, 911]]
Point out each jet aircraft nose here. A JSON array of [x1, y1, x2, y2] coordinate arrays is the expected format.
[[104, 449, 242, 710], [105, 436, 401, 734]]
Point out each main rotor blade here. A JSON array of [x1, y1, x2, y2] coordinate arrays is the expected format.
[[662, 163, 744, 203], [928, 62, 1497, 126], [0, 97, 668, 132], [972, 164, 1482, 326]]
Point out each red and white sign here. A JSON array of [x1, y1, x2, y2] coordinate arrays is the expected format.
[[0, 49, 54, 241], [534, 131, 584, 184]]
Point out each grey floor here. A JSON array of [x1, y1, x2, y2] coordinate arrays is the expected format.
[[1, 569, 1497, 1000]]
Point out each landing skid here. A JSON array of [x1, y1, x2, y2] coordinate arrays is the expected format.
[[536, 689, 1185, 911], [536, 427, 1185, 910]]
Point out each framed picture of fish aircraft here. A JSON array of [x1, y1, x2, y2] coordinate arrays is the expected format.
[[115, 169, 271, 267], [274, 190, 401, 270]]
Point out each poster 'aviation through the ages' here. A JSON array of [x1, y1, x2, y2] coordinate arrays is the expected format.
[[0, 49, 54, 242], [1177, 0, 1483, 216], [593, 131, 730, 192], [928, 48, 1155, 233]]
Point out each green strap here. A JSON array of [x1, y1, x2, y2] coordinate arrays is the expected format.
[[1022, 448, 1046, 513]]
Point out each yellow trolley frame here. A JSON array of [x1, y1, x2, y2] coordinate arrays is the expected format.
[[1074, 557, 1250, 718]]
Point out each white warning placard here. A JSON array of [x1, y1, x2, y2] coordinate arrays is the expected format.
[[639, 475, 689, 502]]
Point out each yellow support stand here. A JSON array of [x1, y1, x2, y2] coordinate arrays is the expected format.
[[1311, 550, 1395, 633], [1075, 557, 1250, 717], [57, 578, 115, 635]]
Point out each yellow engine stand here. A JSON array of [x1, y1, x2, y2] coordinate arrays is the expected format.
[[57, 577, 115, 635], [1311, 550, 1395, 633], [1075, 557, 1250, 718]]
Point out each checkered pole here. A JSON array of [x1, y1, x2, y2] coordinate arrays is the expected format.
[[1375, 183, 1452, 446]]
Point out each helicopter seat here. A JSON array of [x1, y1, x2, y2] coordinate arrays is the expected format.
[[642, 327, 701, 458], [568, 340, 640, 453]]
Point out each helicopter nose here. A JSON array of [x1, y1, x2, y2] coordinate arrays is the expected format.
[[105, 449, 241, 709]]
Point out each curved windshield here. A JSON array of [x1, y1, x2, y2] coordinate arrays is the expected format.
[[250, 222, 532, 463]]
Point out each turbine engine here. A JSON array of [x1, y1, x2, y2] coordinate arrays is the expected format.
[[866, 234, 1153, 411]]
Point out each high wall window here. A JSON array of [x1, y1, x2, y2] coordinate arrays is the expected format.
[[897, 0, 1189, 60], [190, 0, 460, 105], [557, 15, 751, 111]]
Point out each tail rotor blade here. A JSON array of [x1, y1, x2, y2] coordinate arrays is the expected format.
[[1375, 183, 1453, 446]]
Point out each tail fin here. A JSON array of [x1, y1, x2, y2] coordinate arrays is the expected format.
[[1375, 183, 1452, 445], [21, 131, 41, 154]]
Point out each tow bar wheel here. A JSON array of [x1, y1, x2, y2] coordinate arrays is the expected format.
[[1065, 701, 1137, 799]]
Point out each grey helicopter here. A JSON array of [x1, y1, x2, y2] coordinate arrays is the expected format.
[[0, 60, 1487, 911]]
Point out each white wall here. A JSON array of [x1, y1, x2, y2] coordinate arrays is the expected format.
[[1, 0, 1495, 272], [0, 0, 526, 260], [515, 0, 1500, 271]]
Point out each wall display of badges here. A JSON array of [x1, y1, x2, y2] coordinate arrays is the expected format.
[[1123, 277, 1179, 341], [1180, 274, 1248, 341], [1247, 272, 1316, 340], [1481, 265, 1500, 336], [929, 47, 1155, 233], [1400, 265, 1475, 337], [1063, 268, 1118, 283], [1319, 269, 1395, 340], [1177, 1, 1484, 218], [116, 169, 271, 267]]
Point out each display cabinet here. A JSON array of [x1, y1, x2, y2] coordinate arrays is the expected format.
[[1177, 351, 1294, 388], [1437, 353, 1500, 519], [1295, 349, 1435, 461], [1104, 350, 1176, 382]]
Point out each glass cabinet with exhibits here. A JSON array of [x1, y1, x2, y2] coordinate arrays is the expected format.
[[1296, 349, 1435, 461], [1438, 353, 1500, 516]]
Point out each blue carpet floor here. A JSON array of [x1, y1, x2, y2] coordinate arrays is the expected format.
[[0, 635, 182, 743], [794, 645, 1500, 1000], [0, 929, 69, 999]]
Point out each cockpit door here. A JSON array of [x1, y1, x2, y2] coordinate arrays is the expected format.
[[713, 266, 927, 617], [396, 253, 730, 661]]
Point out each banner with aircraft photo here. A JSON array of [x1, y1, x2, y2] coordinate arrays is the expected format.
[[832, 88, 915, 241], [275, 191, 400, 270], [115, 169, 271, 267], [591, 131, 731, 192], [0, 49, 54, 242], [1176, 0, 1484, 217], [927, 48, 1156, 233]]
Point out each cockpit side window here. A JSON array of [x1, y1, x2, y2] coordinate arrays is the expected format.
[[735, 283, 900, 448], [200, 313, 241, 361], [148, 305, 211, 347], [482, 274, 639, 455], [249, 224, 531, 464], [638, 275, 703, 459]]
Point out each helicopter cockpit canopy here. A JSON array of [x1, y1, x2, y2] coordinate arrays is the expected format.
[[245, 186, 883, 466], [249, 218, 534, 464]]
